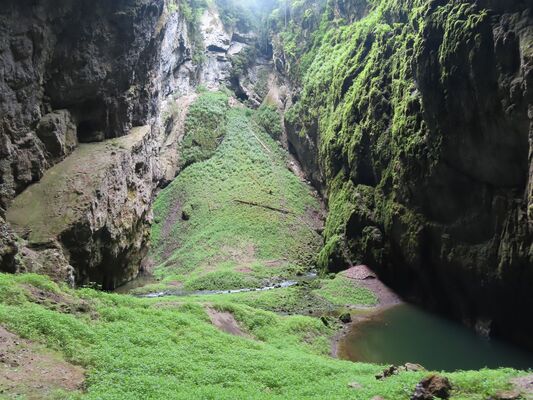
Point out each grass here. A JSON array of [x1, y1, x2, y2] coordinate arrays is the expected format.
[[0, 90, 529, 399], [179, 90, 230, 168], [0, 273, 526, 399], [150, 92, 323, 292], [313, 275, 377, 307]]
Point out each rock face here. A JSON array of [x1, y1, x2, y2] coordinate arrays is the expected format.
[[274, 0, 533, 347], [0, 0, 169, 211], [0, 0, 200, 288], [36, 110, 78, 163], [7, 126, 156, 289], [0, 0, 265, 288], [0, 216, 18, 273], [411, 375, 452, 400]]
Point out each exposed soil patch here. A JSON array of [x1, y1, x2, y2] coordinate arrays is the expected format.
[[0, 326, 85, 399], [160, 199, 183, 259], [206, 307, 250, 338], [341, 265, 402, 308], [510, 374, 533, 399], [23, 285, 94, 317]]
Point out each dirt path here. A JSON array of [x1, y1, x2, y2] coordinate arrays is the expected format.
[[0, 326, 85, 399]]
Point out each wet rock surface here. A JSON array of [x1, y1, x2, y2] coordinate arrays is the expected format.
[[0, 0, 200, 287], [0, 216, 18, 273], [7, 126, 156, 289], [0, 0, 169, 211], [0, 0, 269, 288]]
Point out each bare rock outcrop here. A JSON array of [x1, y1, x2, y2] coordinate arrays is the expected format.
[[0, 0, 198, 288]]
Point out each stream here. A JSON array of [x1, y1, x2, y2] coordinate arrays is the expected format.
[[114, 272, 317, 298]]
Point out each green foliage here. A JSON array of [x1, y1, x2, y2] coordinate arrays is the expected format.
[[180, 91, 229, 168], [313, 275, 377, 306], [253, 104, 283, 140], [0, 273, 524, 399], [229, 46, 257, 79], [151, 96, 322, 291], [273, 0, 491, 271], [183, 270, 259, 291], [215, 0, 255, 32]]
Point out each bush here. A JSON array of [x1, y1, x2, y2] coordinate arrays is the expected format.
[[253, 104, 283, 140]]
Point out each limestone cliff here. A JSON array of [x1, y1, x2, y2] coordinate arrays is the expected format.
[[272, 0, 533, 346], [0, 0, 192, 286], [0, 0, 264, 287]]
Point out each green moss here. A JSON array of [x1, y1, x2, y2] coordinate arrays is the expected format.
[[274, 0, 492, 272]]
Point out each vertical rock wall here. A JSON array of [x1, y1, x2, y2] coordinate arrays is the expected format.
[[274, 0, 533, 347], [0, 0, 199, 286]]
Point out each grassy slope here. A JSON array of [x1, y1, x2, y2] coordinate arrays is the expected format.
[[0, 273, 524, 400], [149, 92, 323, 291]]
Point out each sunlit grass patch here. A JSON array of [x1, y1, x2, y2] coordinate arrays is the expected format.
[[314, 275, 378, 307]]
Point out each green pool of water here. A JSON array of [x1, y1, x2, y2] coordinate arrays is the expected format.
[[338, 304, 533, 371]]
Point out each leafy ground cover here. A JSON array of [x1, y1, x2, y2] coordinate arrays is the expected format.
[[149, 92, 323, 292], [0, 273, 525, 399], [0, 92, 528, 399]]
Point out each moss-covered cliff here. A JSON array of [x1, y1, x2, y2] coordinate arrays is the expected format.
[[272, 0, 533, 346]]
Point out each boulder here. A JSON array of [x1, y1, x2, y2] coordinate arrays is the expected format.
[[411, 375, 452, 400], [403, 363, 426, 372], [339, 312, 352, 323], [376, 363, 426, 379], [488, 390, 522, 400], [376, 365, 398, 380], [347, 381, 362, 389]]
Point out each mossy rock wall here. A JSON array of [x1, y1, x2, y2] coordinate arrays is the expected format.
[[273, 0, 533, 346]]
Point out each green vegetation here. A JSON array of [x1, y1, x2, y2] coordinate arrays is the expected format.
[[313, 275, 377, 306], [151, 91, 322, 291], [253, 104, 283, 140], [166, 0, 209, 65], [0, 273, 525, 399], [179, 91, 230, 168], [273, 0, 491, 271]]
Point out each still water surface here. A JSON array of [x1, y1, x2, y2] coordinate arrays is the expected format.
[[338, 304, 533, 371]]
